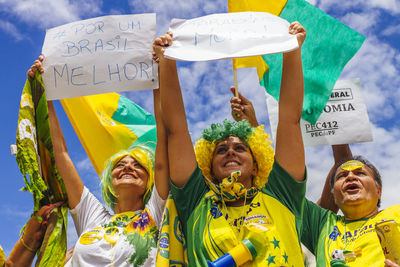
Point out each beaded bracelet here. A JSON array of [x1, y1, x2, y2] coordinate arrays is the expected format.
[[20, 236, 36, 253]]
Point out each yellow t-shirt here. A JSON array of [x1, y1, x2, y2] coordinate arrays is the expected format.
[[302, 201, 400, 267], [167, 162, 307, 267]]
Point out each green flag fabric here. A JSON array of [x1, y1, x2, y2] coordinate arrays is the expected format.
[[15, 73, 67, 266], [16, 77, 47, 211], [35, 206, 68, 267], [261, 0, 366, 124]]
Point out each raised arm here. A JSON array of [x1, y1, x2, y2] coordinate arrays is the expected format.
[[28, 57, 83, 209], [230, 87, 259, 127], [153, 89, 169, 199], [274, 22, 306, 182], [5, 202, 62, 267], [317, 144, 353, 212], [153, 33, 197, 188]]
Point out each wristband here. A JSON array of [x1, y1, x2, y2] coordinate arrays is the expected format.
[[20, 236, 36, 253]]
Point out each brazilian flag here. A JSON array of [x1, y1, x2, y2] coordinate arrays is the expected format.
[[229, 0, 365, 124]]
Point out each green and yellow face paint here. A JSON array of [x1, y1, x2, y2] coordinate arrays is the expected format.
[[340, 160, 365, 171]]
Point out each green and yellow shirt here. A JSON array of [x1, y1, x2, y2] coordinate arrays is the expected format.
[[171, 161, 307, 266], [302, 200, 400, 266]]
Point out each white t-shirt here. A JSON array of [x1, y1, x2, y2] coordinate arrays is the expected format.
[[65, 186, 166, 267]]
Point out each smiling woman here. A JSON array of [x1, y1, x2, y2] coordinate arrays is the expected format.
[[65, 145, 164, 267], [25, 58, 169, 267], [101, 146, 154, 213], [154, 22, 308, 266]]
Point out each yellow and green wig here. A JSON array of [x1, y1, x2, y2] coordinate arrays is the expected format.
[[194, 119, 275, 190], [100, 144, 155, 211]]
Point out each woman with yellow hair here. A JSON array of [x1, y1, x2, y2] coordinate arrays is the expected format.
[[153, 22, 307, 266], [26, 59, 169, 267]]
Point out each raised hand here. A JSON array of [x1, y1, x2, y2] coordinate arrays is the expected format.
[[289, 21, 306, 48], [27, 55, 44, 78], [229, 86, 258, 127], [152, 32, 173, 63], [22, 202, 64, 251]]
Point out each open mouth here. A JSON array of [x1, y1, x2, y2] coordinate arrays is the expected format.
[[344, 183, 361, 193]]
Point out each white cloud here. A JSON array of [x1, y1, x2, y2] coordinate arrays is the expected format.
[[317, 0, 399, 15], [146, 58, 271, 144], [76, 157, 94, 172], [304, 145, 333, 201], [1, 205, 31, 218], [382, 24, 400, 36], [369, 0, 399, 13], [0, 0, 102, 29], [339, 35, 400, 124], [340, 11, 380, 35], [128, 0, 226, 34], [0, 19, 26, 41], [176, 59, 238, 139]]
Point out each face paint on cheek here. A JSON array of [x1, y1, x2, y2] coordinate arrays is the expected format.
[[340, 160, 364, 171]]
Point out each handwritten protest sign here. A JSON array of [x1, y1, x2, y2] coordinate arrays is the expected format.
[[266, 79, 373, 147], [164, 12, 298, 61], [42, 14, 157, 100]]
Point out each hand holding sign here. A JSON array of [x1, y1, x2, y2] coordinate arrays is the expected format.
[[152, 31, 173, 63], [42, 14, 157, 100], [164, 12, 299, 61]]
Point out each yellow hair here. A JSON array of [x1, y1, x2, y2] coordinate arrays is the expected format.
[[195, 124, 274, 189], [101, 145, 155, 210]]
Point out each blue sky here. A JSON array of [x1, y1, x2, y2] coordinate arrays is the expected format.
[[1, 0, 399, 256]]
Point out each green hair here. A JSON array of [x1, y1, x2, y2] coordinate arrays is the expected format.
[[100, 144, 155, 211], [201, 119, 253, 145]]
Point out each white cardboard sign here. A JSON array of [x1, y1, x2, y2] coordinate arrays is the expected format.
[[164, 12, 298, 61], [266, 79, 373, 147], [42, 14, 157, 100]]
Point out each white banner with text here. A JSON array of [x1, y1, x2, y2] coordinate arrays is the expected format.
[[42, 14, 157, 100], [164, 12, 298, 61], [266, 79, 373, 147]]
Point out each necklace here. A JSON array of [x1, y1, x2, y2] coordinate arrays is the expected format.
[[222, 191, 251, 235], [329, 218, 368, 262], [343, 220, 367, 250]]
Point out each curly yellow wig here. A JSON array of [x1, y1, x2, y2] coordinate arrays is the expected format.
[[194, 120, 274, 189]]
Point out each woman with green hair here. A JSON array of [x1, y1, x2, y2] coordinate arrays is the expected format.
[[27, 59, 169, 267], [153, 22, 307, 266]]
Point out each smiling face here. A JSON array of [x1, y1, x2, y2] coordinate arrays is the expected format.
[[211, 136, 257, 188], [332, 162, 382, 219], [111, 155, 149, 197]]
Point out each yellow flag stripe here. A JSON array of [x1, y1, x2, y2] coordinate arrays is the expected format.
[[228, 0, 287, 13], [61, 93, 138, 175], [228, 0, 287, 81]]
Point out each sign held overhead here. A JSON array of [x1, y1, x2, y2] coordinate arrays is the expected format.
[[164, 12, 299, 61], [266, 79, 373, 147], [42, 14, 157, 100]]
